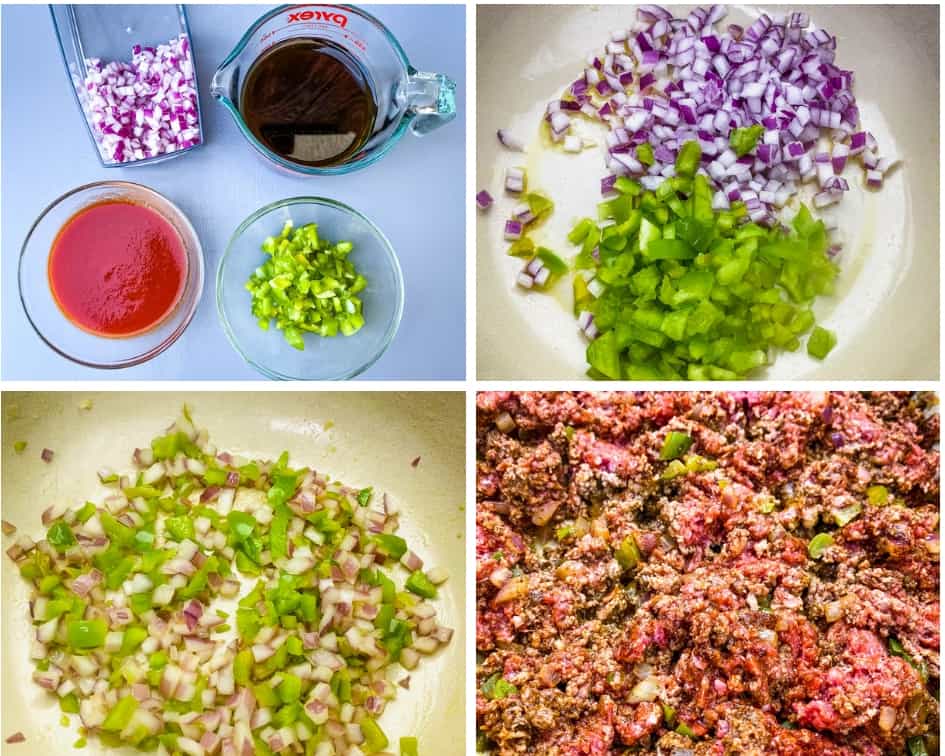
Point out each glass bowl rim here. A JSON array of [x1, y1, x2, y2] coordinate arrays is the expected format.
[[17, 179, 205, 369], [216, 195, 405, 380]]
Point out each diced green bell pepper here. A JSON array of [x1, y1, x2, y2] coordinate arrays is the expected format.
[[164, 515, 195, 542], [47, 521, 76, 551], [660, 431, 693, 460], [361, 719, 389, 753], [807, 326, 836, 359], [675, 141, 701, 178], [120, 626, 148, 655], [481, 674, 517, 700], [67, 619, 107, 649], [614, 535, 640, 569], [59, 692, 80, 714], [372, 533, 408, 560], [729, 125, 764, 157], [101, 696, 138, 731], [405, 571, 437, 599], [270, 505, 290, 560], [808, 533, 834, 559], [278, 673, 302, 703]]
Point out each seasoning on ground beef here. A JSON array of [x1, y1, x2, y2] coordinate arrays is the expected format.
[[476, 392, 940, 756]]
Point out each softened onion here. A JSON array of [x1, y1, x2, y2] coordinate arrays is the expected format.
[[877, 705, 896, 732], [531, 499, 560, 526], [497, 129, 527, 152], [628, 676, 662, 702], [494, 575, 529, 604], [10, 406, 453, 756], [495, 412, 516, 432], [823, 600, 843, 623]]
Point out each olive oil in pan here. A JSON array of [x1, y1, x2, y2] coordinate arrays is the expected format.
[[240, 39, 377, 167]]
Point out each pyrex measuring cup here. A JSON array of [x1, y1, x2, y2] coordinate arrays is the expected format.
[[210, 4, 457, 175]]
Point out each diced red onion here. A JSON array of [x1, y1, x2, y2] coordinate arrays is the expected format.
[[108, 606, 133, 625], [504, 220, 523, 241], [497, 129, 526, 152], [476, 190, 494, 210], [505, 167, 525, 194], [70, 568, 103, 597], [494, 575, 529, 604], [200, 486, 221, 503], [563, 135, 583, 153], [400, 648, 420, 670], [549, 6, 887, 221], [305, 699, 329, 725], [163, 558, 197, 576], [80, 34, 202, 164], [160, 665, 182, 698], [412, 636, 439, 654], [133, 448, 154, 467], [37, 617, 59, 644], [495, 413, 516, 434], [531, 499, 559, 526], [401, 550, 424, 572]]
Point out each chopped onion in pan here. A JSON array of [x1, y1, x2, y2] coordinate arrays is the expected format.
[[547, 5, 892, 222], [7, 408, 452, 754]]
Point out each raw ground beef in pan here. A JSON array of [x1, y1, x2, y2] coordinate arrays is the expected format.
[[476, 392, 939, 756]]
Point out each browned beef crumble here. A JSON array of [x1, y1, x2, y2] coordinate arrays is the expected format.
[[476, 392, 939, 756]]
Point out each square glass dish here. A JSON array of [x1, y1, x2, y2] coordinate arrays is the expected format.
[[50, 4, 204, 167]]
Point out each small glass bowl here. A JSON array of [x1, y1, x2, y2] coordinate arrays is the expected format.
[[50, 4, 204, 168], [19, 181, 204, 368], [217, 197, 404, 380]]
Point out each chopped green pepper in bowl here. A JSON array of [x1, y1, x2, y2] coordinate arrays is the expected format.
[[246, 221, 367, 349], [218, 197, 404, 380]]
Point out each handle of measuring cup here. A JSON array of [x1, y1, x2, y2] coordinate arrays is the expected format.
[[405, 70, 457, 136]]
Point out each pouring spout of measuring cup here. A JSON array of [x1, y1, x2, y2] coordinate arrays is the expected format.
[[209, 57, 251, 145], [209, 58, 238, 106], [405, 70, 457, 136]]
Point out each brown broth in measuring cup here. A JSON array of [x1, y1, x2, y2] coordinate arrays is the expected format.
[[240, 38, 377, 167]]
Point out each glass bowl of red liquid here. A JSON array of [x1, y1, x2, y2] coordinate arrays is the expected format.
[[18, 181, 204, 368]]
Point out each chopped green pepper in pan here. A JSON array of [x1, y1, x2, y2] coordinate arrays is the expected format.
[[569, 160, 840, 381], [660, 431, 693, 461], [11, 406, 453, 755]]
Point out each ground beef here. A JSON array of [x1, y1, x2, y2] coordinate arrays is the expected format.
[[477, 392, 939, 756]]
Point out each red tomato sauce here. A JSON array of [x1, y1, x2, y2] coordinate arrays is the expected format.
[[48, 201, 187, 337]]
